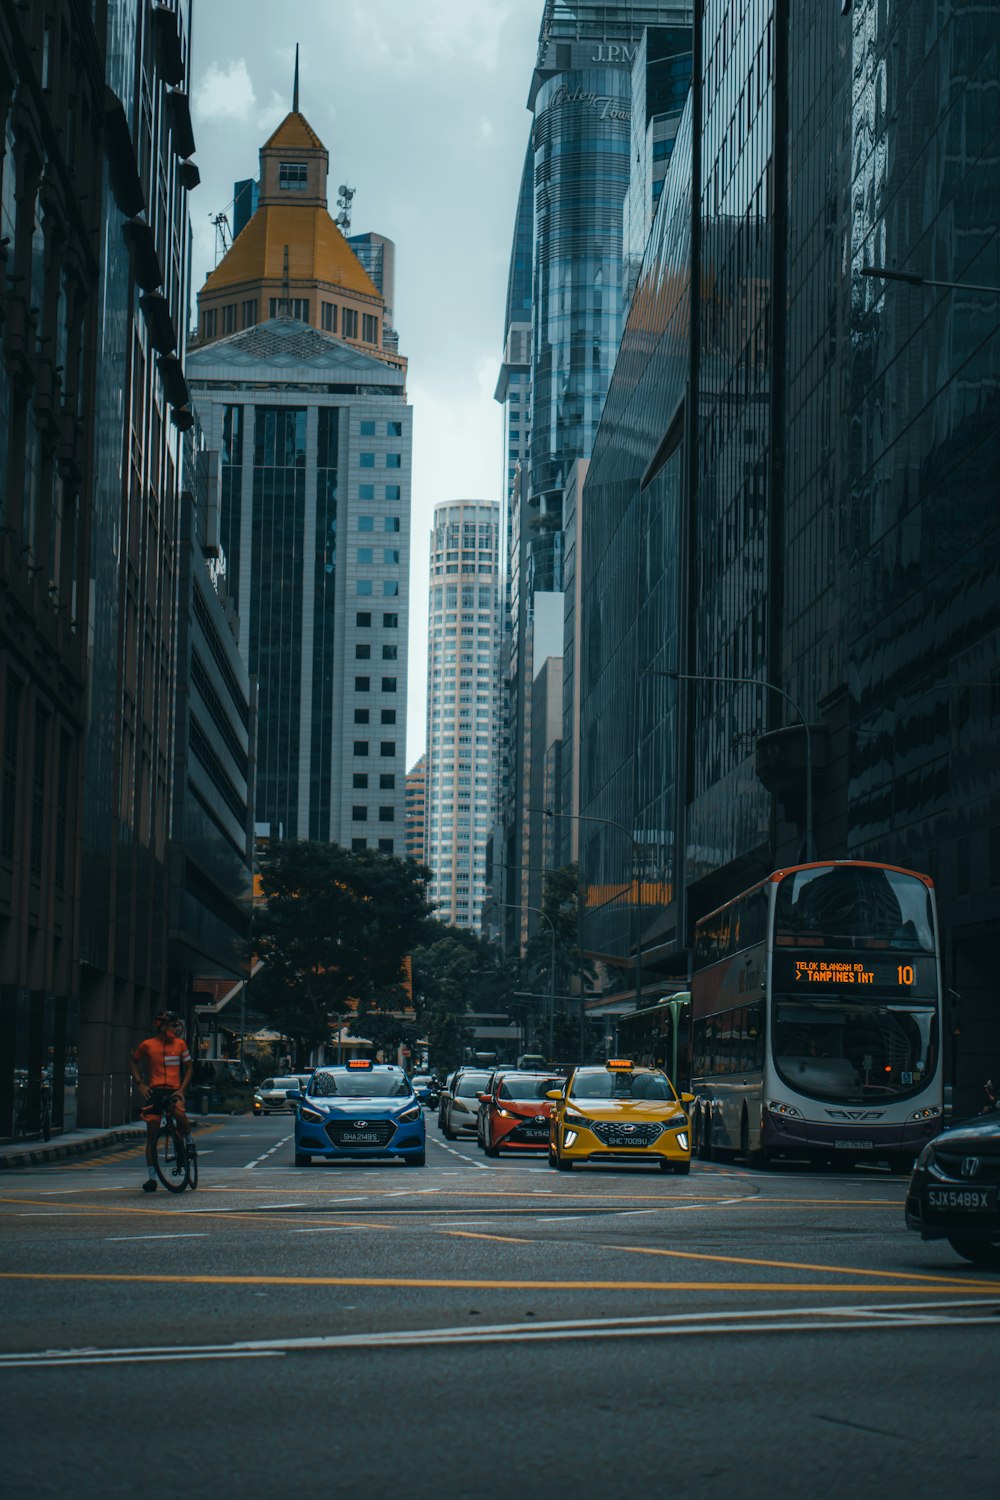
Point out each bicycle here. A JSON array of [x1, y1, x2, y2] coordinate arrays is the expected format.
[[13, 1075, 51, 1142], [148, 1088, 198, 1193]]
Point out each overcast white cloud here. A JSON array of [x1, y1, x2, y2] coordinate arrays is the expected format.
[[189, 0, 540, 767]]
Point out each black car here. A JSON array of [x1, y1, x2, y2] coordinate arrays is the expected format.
[[905, 1111, 1000, 1268]]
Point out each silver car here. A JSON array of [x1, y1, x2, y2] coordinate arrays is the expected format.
[[441, 1069, 491, 1139], [253, 1076, 309, 1114]]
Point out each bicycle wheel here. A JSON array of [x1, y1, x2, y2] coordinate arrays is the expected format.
[[153, 1119, 190, 1192], [186, 1137, 198, 1190]]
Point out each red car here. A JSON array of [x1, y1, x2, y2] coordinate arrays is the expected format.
[[479, 1072, 564, 1156]]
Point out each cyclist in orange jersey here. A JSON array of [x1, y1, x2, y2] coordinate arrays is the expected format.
[[130, 1010, 194, 1192]]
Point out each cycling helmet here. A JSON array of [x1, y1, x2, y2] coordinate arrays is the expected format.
[[154, 1009, 181, 1027]]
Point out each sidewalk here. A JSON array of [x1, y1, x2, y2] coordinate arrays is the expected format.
[[0, 1114, 222, 1170]]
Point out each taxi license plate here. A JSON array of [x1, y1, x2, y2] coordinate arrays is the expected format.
[[341, 1131, 381, 1145], [605, 1134, 646, 1148], [926, 1186, 995, 1213]]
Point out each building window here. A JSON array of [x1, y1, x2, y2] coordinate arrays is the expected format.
[[378, 839, 393, 853], [385, 486, 401, 501], [352, 838, 367, 852], [242, 299, 257, 328], [382, 677, 397, 692], [321, 301, 337, 332], [355, 676, 370, 692], [387, 421, 402, 437], [353, 773, 368, 789], [360, 453, 375, 468], [378, 806, 394, 822], [362, 313, 378, 343], [357, 579, 372, 595], [342, 307, 358, 339], [357, 547, 373, 563], [385, 516, 400, 531], [379, 774, 395, 790], [360, 420, 376, 435], [356, 611, 371, 627], [383, 613, 398, 628], [383, 549, 399, 564], [279, 161, 308, 191], [380, 742, 395, 757], [381, 710, 396, 725], [352, 805, 368, 821], [358, 515, 374, 531], [353, 741, 369, 757], [222, 304, 237, 334], [386, 453, 402, 469], [382, 645, 397, 660], [354, 709, 369, 724], [202, 308, 217, 339], [355, 644, 371, 660], [359, 485, 374, 500], [383, 580, 399, 596]]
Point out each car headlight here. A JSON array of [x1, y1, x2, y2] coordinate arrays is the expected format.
[[675, 1131, 689, 1151], [767, 1099, 803, 1119], [662, 1115, 688, 1131], [563, 1109, 591, 1127], [495, 1107, 512, 1118], [908, 1105, 941, 1121], [299, 1106, 326, 1123], [397, 1104, 421, 1123]]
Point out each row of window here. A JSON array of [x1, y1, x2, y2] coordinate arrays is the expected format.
[[353, 710, 397, 725], [360, 420, 403, 437], [354, 677, 397, 691], [352, 838, 395, 853], [357, 548, 399, 564], [357, 580, 399, 596], [356, 611, 398, 628], [360, 452, 402, 469], [359, 514, 401, 529], [353, 742, 397, 757], [201, 298, 380, 345], [352, 806, 395, 822], [356, 645, 398, 660]]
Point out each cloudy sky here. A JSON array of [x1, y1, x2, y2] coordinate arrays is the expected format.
[[190, 0, 542, 766]]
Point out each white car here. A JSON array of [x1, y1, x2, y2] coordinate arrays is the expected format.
[[253, 1076, 310, 1114], [441, 1069, 491, 1138]]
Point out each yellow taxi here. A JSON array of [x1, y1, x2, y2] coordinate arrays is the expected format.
[[547, 1060, 694, 1174]]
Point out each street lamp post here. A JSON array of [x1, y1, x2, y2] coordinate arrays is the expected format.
[[860, 266, 1000, 296], [646, 669, 816, 861], [500, 901, 556, 1061]]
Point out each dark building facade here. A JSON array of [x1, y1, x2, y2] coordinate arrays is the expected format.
[[0, 0, 106, 1139], [578, 0, 999, 1114]]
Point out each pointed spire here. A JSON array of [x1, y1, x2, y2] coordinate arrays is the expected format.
[[293, 43, 300, 113]]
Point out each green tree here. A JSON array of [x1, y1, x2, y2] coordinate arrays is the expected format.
[[411, 923, 516, 1072], [253, 841, 433, 1066], [524, 864, 598, 1061]]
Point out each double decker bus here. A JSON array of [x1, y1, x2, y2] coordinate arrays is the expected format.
[[690, 861, 943, 1172]]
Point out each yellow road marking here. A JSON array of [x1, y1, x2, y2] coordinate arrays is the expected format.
[[602, 1241, 990, 1288], [0, 1270, 992, 1292], [444, 1231, 534, 1245]]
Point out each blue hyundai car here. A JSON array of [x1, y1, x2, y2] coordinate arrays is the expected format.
[[290, 1061, 426, 1167]]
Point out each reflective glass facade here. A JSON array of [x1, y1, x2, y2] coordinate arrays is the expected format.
[[578, 0, 999, 1107]]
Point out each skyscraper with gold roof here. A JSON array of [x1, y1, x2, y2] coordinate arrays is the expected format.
[[193, 56, 402, 376]]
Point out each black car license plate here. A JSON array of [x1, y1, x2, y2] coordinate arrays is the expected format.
[[926, 1186, 996, 1213], [341, 1131, 381, 1145]]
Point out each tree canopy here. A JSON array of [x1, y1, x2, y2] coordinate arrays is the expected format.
[[252, 841, 433, 1064]]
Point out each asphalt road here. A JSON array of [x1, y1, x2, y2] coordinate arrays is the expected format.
[[2, 1112, 997, 1499]]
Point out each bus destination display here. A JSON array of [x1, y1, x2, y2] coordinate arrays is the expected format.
[[773, 953, 935, 997]]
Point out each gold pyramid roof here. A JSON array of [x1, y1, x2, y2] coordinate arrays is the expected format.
[[201, 204, 381, 299], [261, 110, 325, 152]]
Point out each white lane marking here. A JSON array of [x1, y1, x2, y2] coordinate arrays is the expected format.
[[537, 1215, 588, 1222], [244, 1134, 293, 1169], [254, 1202, 308, 1210], [427, 1135, 490, 1170], [105, 1234, 210, 1242], [2, 1299, 996, 1368]]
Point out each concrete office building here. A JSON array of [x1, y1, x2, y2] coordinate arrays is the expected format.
[[578, 0, 1000, 1112], [425, 501, 501, 929], [188, 320, 411, 849], [188, 91, 412, 852]]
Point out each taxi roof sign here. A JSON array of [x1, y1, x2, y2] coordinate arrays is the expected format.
[[606, 1058, 634, 1070], [347, 1059, 374, 1069]]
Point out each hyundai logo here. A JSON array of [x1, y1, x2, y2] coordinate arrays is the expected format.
[[356, 1120, 368, 1128], [960, 1156, 980, 1178]]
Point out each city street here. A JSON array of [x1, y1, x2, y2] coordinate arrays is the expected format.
[[2, 1113, 997, 1498]]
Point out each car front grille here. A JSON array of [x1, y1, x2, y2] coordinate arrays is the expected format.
[[932, 1151, 1000, 1185], [325, 1119, 395, 1148], [591, 1121, 663, 1147]]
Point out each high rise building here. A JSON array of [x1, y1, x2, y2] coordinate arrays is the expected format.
[[425, 501, 501, 929], [578, 0, 1000, 1112], [189, 87, 411, 852], [495, 2, 692, 954], [405, 755, 427, 864]]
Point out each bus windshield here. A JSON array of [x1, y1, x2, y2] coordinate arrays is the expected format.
[[774, 866, 934, 952], [772, 1000, 937, 1103]]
